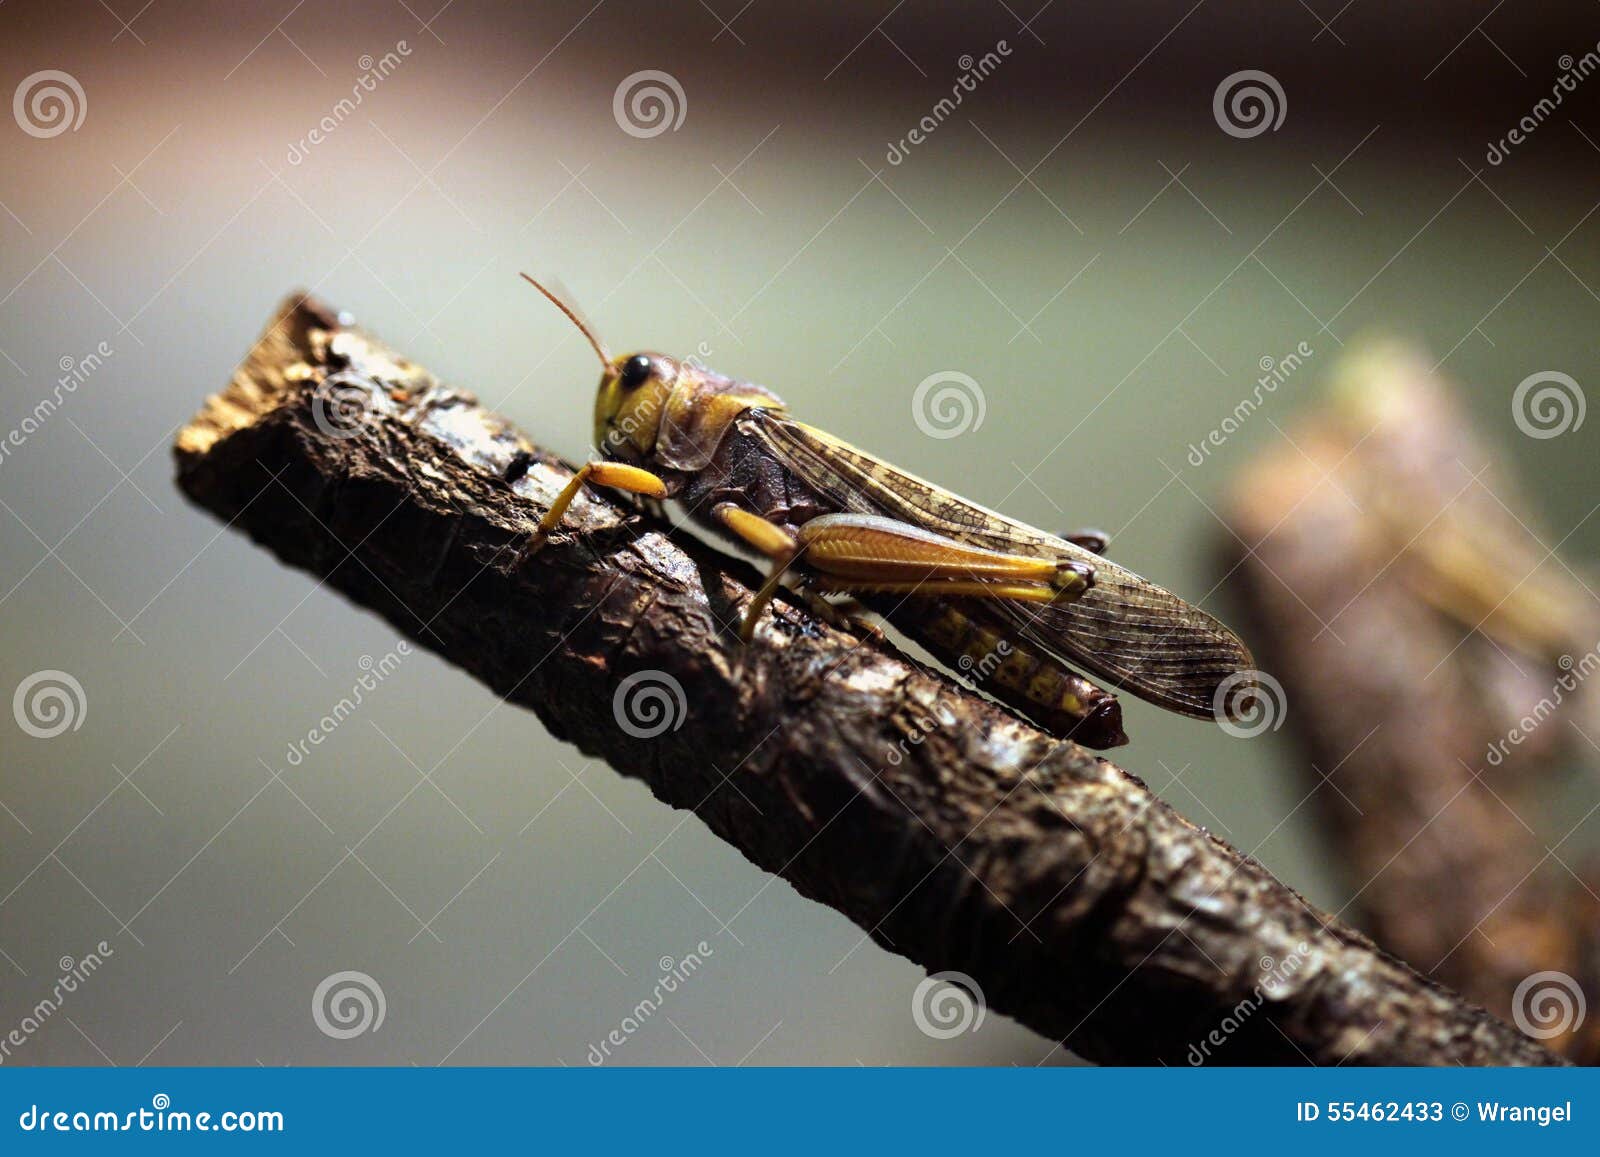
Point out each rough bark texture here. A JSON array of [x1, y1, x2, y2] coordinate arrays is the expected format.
[[1225, 342, 1600, 1063], [172, 295, 1562, 1067]]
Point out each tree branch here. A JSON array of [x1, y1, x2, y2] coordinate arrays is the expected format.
[[172, 295, 1561, 1066], [1225, 342, 1600, 1063]]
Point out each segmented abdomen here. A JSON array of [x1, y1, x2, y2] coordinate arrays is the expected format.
[[879, 599, 1127, 749]]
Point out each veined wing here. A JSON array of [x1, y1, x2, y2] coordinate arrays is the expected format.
[[742, 411, 1254, 718]]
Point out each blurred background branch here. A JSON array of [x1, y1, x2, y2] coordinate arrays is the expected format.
[[1226, 341, 1600, 1062]]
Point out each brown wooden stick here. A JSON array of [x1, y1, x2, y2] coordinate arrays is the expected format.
[[172, 295, 1562, 1066]]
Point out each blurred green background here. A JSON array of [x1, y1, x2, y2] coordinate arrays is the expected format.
[[2, 1, 1597, 1064]]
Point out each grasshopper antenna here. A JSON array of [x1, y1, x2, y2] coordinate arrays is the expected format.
[[519, 273, 611, 369]]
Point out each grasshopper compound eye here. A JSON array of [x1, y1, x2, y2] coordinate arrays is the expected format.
[[618, 354, 653, 390]]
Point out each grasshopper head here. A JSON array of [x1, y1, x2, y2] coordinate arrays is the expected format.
[[517, 274, 680, 465], [594, 352, 677, 462], [597, 351, 787, 472], [519, 272, 781, 471]]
